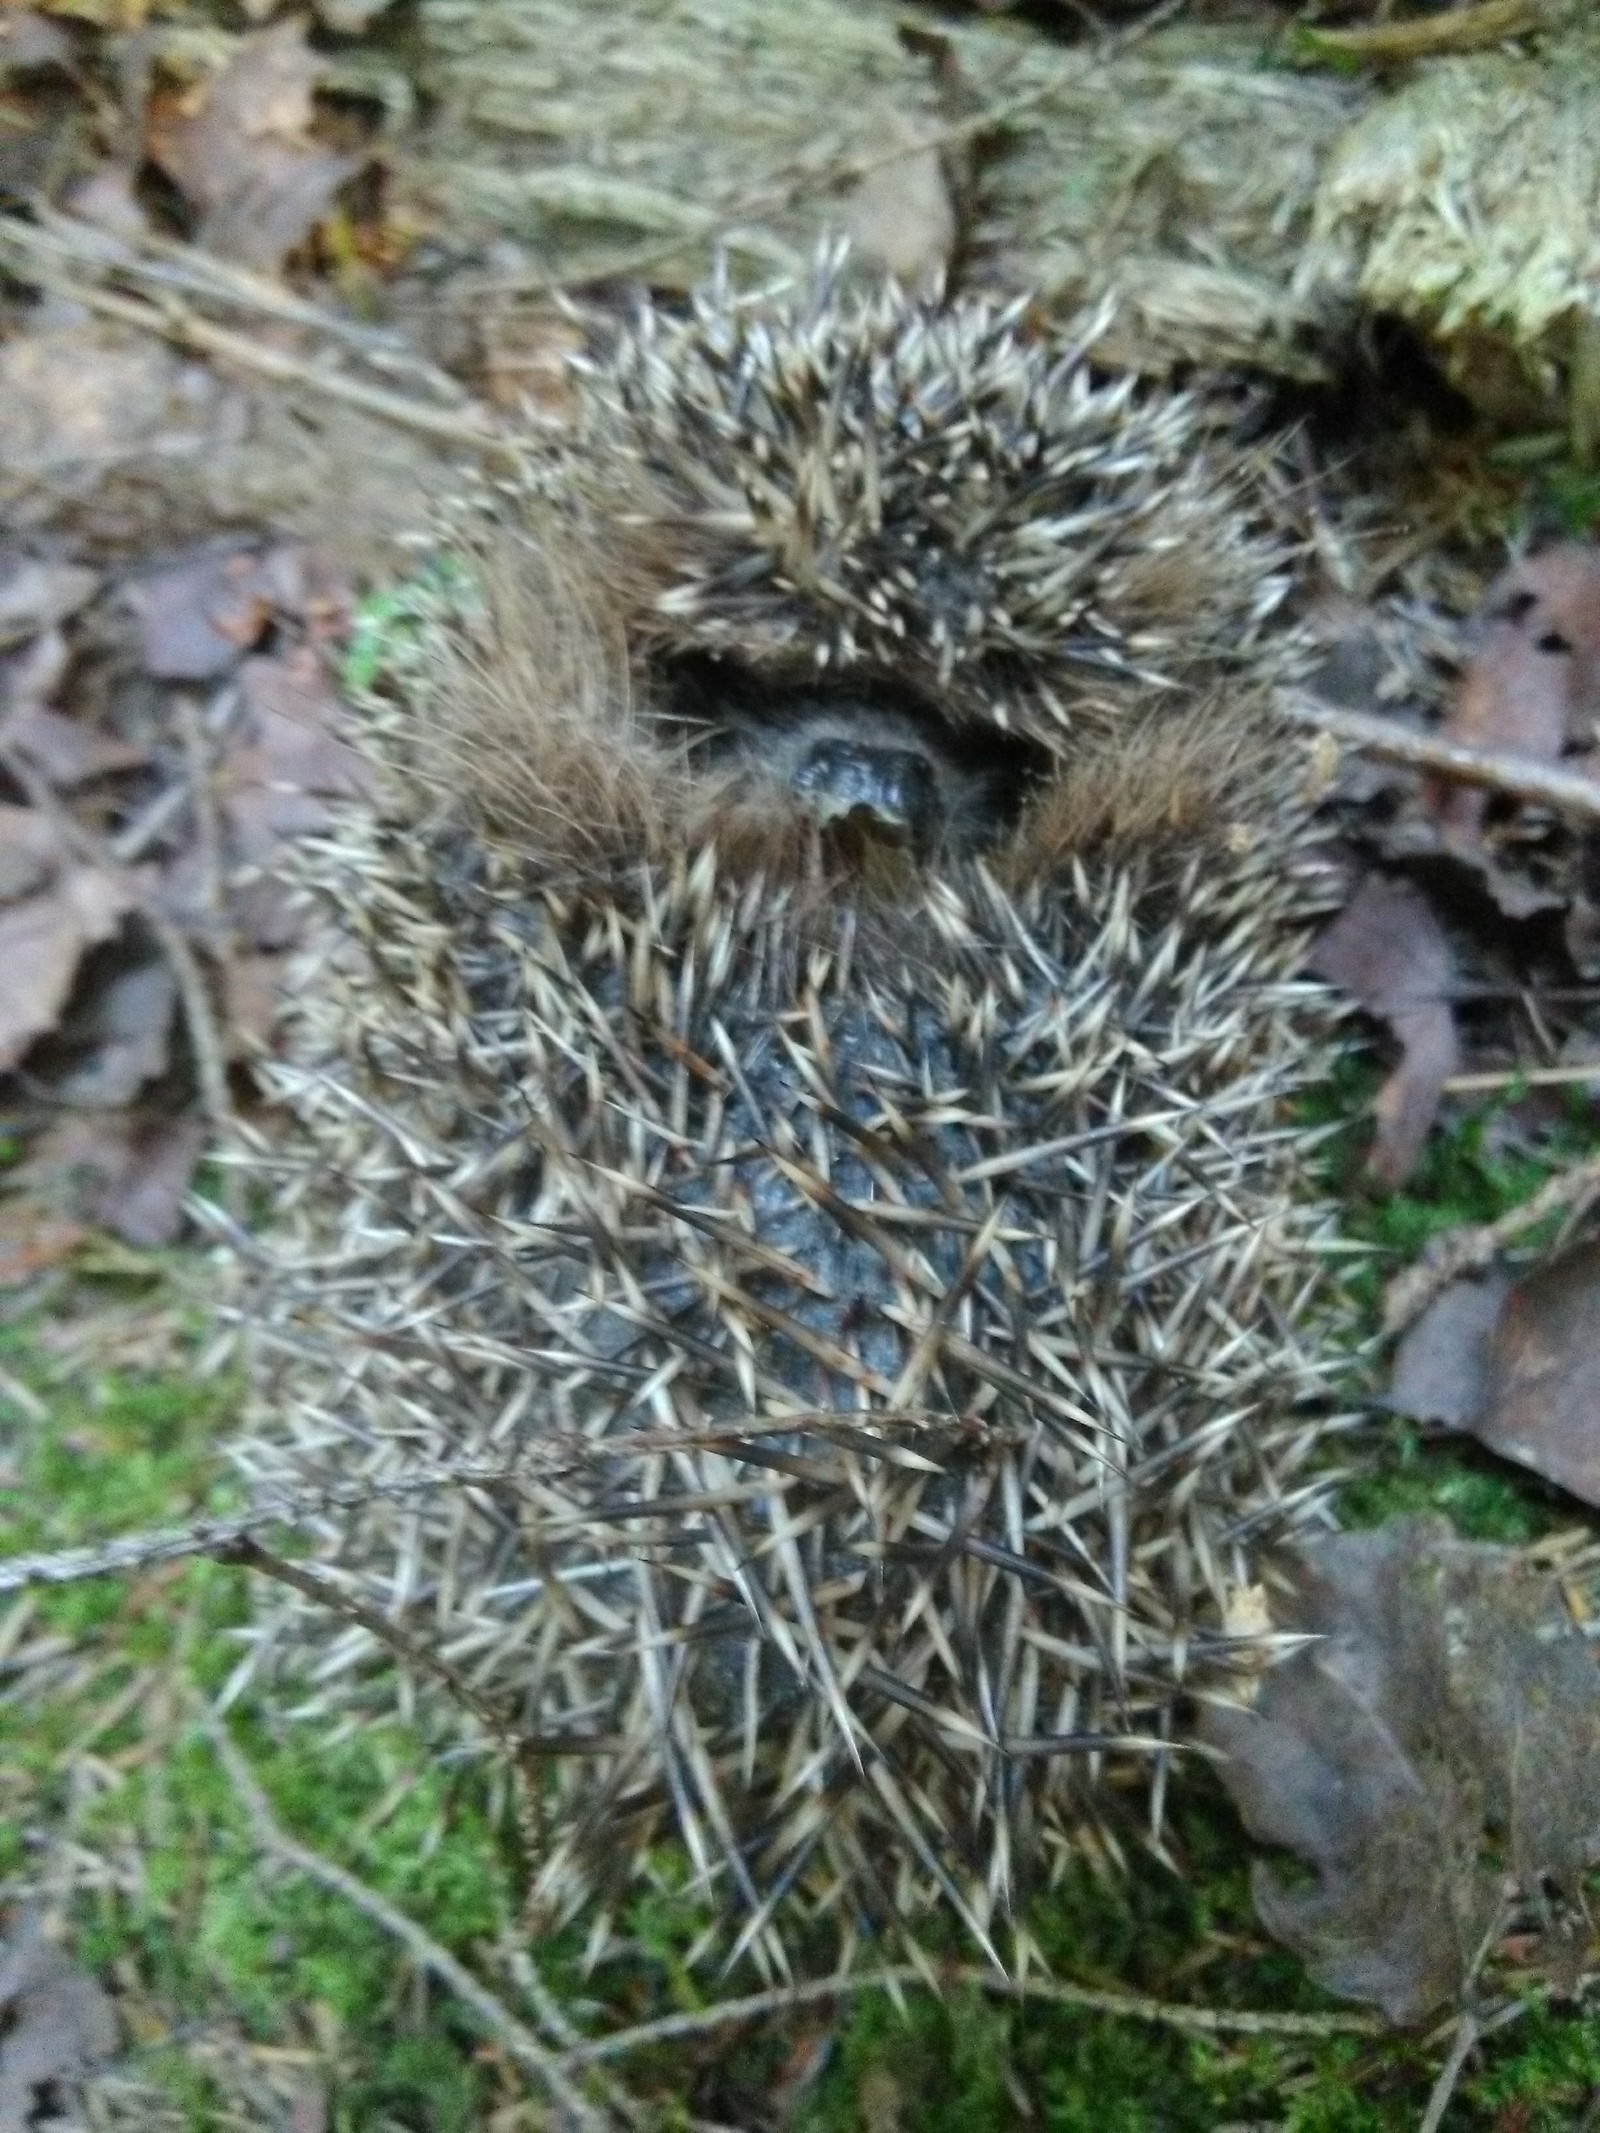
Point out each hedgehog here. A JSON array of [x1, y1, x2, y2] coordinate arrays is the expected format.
[[228, 264, 1347, 1976]]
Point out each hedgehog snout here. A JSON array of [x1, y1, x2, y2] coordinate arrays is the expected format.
[[789, 736, 941, 849]]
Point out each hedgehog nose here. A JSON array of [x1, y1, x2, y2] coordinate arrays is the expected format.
[[790, 739, 940, 848]]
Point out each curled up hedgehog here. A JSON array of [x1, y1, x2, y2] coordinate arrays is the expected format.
[[230, 264, 1348, 1974]]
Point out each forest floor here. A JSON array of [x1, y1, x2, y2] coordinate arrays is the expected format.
[[5, 0, 1600, 2126]]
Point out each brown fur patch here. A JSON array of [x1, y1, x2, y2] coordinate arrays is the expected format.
[[1001, 692, 1283, 884], [416, 527, 695, 870]]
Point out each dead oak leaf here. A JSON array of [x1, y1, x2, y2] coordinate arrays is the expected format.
[[1311, 871, 1459, 1187], [1203, 1517, 1600, 2024], [147, 22, 361, 272], [0, 864, 133, 1069]]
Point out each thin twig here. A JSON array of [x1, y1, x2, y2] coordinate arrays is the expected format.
[[1418, 2010, 1479, 2133], [1383, 1149, 1600, 1334], [0, 1412, 945, 1595], [0, 226, 507, 456], [217, 1536, 525, 1754], [142, 906, 233, 1129], [29, 207, 473, 406], [1443, 1061, 1600, 1094], [203, 1713, 617, 2131], [1286, 699, 1600, 823], [554, 1963, 1379, 2067]]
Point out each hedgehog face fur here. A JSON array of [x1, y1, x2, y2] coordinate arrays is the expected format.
[[235, 268, 1345, 1972]]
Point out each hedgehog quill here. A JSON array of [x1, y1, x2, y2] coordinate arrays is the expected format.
[[230, 266, 1349, 1974]]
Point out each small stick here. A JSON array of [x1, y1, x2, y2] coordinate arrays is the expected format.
[[142, 906, 233, 1130], [203, 1715, 617, 2131], [554, 1962, 1379, 2067], [29, 207, 474, 407], [1298, 0, 1543, 63], [1285, 699, 1600, 824], [1443, 1062, 1600, 1094], [217, 1535, 525, 1755], [1383, 1150, 1600, 1335], [0, 1412, 945, 1595], [1418, 2010, 1480, 2133], [0, 236, 508, 456]]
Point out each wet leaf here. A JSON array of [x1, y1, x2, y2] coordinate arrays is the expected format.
[[146, 22, 362, 272], [0, 1914, 118, 2128], [1204, 1518, 1600, 2024], [0, 862, 133, 1069], [1473, 1241, 1600, 1507], [1311, 872, 1459, 1187]]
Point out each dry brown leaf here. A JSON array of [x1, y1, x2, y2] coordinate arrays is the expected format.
[[0, 702, 149, 787], [0, 863, 133, 1069], [0, 1914, 118, 2128], [146, 22, 361, 272], [22, 1108, 210, 1248], [1431, 543, 1600, 841], [1311, 872, 1459, 1187], [1474, 1241, 1600, 1506], [126, 543, 305, 681], [1387, 1268, 1511, 1429], [221, 647, 373, 862], [1204, 1518, 1600, 2024]]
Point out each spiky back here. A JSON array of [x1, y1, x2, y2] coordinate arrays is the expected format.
[[231, 275, 1345, 1974], [574, 269, 1293, 736]]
